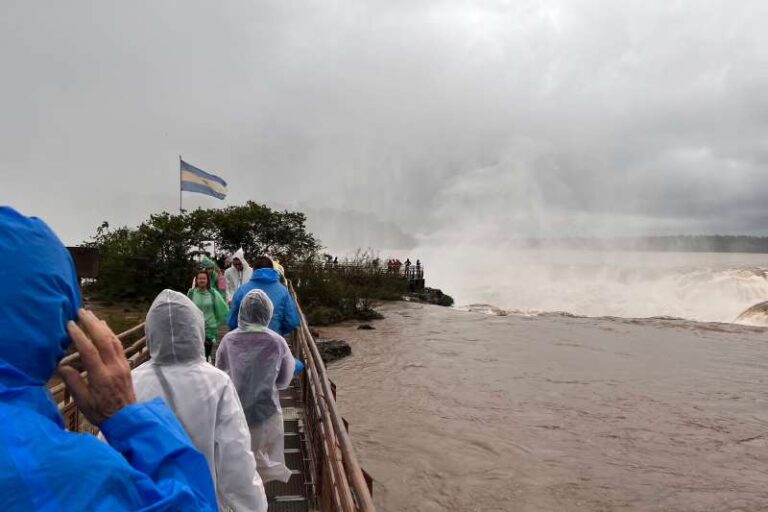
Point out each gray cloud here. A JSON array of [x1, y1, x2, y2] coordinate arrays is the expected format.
[[1, 0, 766, 246]]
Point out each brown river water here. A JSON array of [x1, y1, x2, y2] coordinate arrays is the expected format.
[[323, 302, 768, 512]]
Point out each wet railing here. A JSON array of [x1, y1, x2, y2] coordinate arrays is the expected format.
[[289, 262, 425, 282], [50, 322, 149, 434], [50, 289, 376, 512], [288, 282, 376, 512]]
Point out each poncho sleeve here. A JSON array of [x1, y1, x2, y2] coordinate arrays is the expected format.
[[99, 398, 218, 511], [212, 289, 230, 326]]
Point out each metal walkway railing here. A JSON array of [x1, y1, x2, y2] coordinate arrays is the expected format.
[[287, 283, 376, 512], [50, 322, 148, 435], [50, 289, 376, 512]]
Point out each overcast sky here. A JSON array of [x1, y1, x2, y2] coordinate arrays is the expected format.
[[1, 0, 766, 246]]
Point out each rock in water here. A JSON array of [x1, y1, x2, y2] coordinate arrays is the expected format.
[[735, 301, 768, 326], [357, 324, 375, 330], [316, 339, 352, 363], [410, 287, 455, 307]]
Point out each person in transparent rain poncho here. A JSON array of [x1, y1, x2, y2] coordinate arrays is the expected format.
[[216, 289, 295, 483], [132, 290, 268, 512], [224, 248, 252, 304]]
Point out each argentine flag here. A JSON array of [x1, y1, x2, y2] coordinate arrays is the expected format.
[[180, 159, 227, 200]]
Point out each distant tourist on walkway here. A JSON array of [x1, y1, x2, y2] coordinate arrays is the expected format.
[[188, 270, 229, 362], [227, 256, 300, 336], [133, 290, 268, 512], [217, 290, 296, 483], [0, 207, 217, 511], [224, 249, 252, 303]]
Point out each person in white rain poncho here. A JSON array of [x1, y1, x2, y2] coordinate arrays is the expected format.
[[224, 249, 252, 303], [216, 289, 295, 483], [132, 290, 268, 512]]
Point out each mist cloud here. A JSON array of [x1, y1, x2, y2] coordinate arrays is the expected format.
[[1, 0, 766, 245]]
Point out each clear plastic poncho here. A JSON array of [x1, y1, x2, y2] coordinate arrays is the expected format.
[[133, 290, 268, 512], [224, 248, 253, 302], [216, 289, 295, 483]]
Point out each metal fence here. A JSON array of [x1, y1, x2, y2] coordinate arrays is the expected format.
[[50, 289, 376, 512], [288, 283, 376, 512], [290, 262, 424, 282], [50, 322, 148, 435]]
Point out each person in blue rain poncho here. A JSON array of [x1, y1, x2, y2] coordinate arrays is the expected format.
[[0, 206, 218, 511], [227, 256, 300, 335]]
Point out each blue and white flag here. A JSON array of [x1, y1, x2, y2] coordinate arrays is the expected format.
[[180, 159, 227, 200]]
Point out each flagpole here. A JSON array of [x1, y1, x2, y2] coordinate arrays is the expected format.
[[179, 155, 183, 214]]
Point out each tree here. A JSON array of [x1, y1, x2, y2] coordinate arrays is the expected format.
[[84, 202, 321, 301], [207, 202, 320, 264]]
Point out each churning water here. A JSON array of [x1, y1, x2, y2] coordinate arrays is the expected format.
[[321, 250, 768, 511], [325, 302, 768, 511], [417, 249, 768, 324]]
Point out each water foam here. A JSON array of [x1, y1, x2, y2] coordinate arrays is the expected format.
[[417, 247, 768, 324]]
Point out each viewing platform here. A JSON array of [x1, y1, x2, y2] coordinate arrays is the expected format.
[[50, 285, 376, 512]]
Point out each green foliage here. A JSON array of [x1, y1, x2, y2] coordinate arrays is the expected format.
[[305, 306, 345, 326], [85, 202, 321, 301], [85, 207, 420, 327], [205, 202, 320, 265], [292, 250, 409, 325]]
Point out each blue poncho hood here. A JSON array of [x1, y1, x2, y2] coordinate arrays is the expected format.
[[0, 207, 81, 387], [251, 268, 280, 283]]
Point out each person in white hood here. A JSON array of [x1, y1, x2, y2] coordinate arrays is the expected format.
[[132, 289, 268, 512], [216, 289, 295, 483], [224, 249, 252, 303]]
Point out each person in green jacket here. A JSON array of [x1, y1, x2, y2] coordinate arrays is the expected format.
[[188, 269, 229, 363]]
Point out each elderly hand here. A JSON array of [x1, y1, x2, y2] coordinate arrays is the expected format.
[[58, 309, 137, 425]]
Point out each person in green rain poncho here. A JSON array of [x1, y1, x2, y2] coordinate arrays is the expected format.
[[188, 269, 229, 363], [201, 256, 225, 294]]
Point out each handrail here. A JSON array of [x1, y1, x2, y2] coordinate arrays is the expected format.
[[289, 282, 377, 512], [53, 321, 149, 434], [59, 322, 147, 367], [50, 292, 377, 511], [288, 262, 424, 281]]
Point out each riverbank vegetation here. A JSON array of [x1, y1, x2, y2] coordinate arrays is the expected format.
[[291, 250, 410, 325], [84, 202, 320, 301], [82, 204, 417, 325]]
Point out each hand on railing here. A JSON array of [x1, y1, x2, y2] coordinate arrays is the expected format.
[[58, 309, 137, 425]]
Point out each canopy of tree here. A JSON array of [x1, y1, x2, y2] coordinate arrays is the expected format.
[[85, 202, 321, 301]]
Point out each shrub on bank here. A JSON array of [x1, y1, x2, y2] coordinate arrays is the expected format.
[[292, 251, 408, 325], [83, 203, 320, 302], [82, 207, 417, 326]]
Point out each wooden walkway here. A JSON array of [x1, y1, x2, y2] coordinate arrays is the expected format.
[[52, 289, 375, 512], [265, 386, 312, 512], [215, 325, 313, 512]]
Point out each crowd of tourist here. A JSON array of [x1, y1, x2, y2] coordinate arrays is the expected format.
[[0, 206, 304, 511]]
